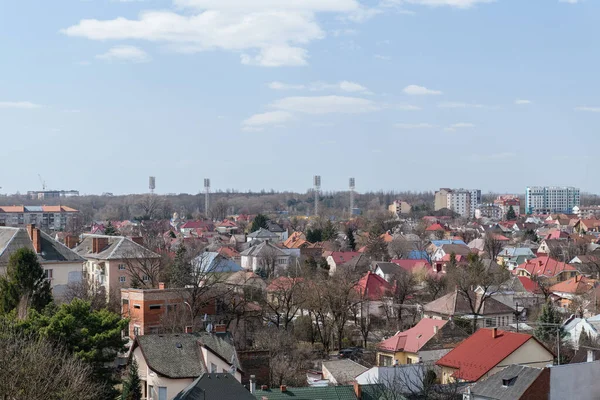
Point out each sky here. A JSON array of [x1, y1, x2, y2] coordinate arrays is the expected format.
[[1, 0, 599, 195]]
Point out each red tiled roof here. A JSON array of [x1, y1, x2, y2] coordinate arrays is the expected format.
[[217, 220, 237, 228], [378, 318, 447, 353], [330, 251, 361, 265], [550, 276, 596, 294], [391, 259, 433, 273], [517, 276, 541, 294], [514, 256, 577, 278], [492, 234, 510, 241], [217, 246, 240, 259], [426, 223, 446, 232], [436, 329, 538, 381], [267, 277, 304, 292], [356, 271, 392, 300], [544, 230, 569, 240]]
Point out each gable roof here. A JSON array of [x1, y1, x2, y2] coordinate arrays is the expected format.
[[329, 251, 361, 265], [515, 256, 577, 277], [254, 384, 383, 400], [464, 365, 545, 400], [426, 223, 446, 232], [390, 259, 432, 273], [74, 234, 160, 260], [322, 359, 369, 385], [440, 243, 473, 256], [378, 318, 447, 353], [436, 329, 547, 381], [247, 228, 279, 239], [134, 332, 240, 379], [0, 227, 84, 267], [431, 240, 466, 248], [550, 275, 596, 294], [266, 221, 286, 233], [193, 252, 243, 273], [239, 240, 288, 257], [424, 290, 515, 317], [356, 271, 392, 300], [173, 373, 255, 400]]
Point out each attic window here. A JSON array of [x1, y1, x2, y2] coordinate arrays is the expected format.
[[502, 376, 517, 387]]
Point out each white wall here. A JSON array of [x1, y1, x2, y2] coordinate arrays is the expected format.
[[44, 261, 82, 298]]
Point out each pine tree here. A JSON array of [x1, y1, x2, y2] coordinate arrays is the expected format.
[[346, 227, 356, 251], [534, 301, 565, 344], [506, 205, 517, 221], [322, 220, 337, 242], [250, 214, 269, 233], [170, 243, 191, 288], [104, 221, 119, 236], [122, 359, 142, 400], [0, 247, 52, 316]]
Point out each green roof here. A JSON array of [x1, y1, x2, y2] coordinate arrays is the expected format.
[[254, 384, 385, 400]]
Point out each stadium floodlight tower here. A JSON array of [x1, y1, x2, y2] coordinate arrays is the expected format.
[[313, 175, 321, 216], [149, 176, 156, 194], [349, 177, 355, 215], [204, 178, 211, 215]]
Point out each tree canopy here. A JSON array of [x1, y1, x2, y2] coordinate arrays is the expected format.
[[250, 214, 269, 232]]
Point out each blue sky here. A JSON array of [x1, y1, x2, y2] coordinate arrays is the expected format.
[[1, 0, 598, 195]]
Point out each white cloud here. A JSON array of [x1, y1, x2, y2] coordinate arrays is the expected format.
[[403, 0, 495, 8], [0, 101, 42, 109], [395, 104, 421, 111], [271, 95, 378, 114], [269, 80, 371, 93], [242, 110, 293, 131], [575, 106, 600, 112], [403, 84, 442, 95], [438, 101, 485, 108], [450, 122, 475, 128], [268, 82, 306, 90], [63, 0, 374, 67], [96, 45, 150, 63], [559, 0, 580, 3], [515, 99, 532, 105], [395, 123, 437, 129]]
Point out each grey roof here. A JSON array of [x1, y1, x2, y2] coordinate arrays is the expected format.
[[254, 384, 385, 400], [465, 365, 544, 400], [173, 373, 255, 400], [192, 252, 243, 273], [135, 332, 240, 379], [424, 290, 514, 317], [0, 227, 84, 267], [322, 359, 369, 385], [374, 262, 402, 275], [240, 241, 288, 257], [74, 234, 159, 260], [247, 228, 279, 239], [266, 221, 285, 233], [440, 243, 473, 256]]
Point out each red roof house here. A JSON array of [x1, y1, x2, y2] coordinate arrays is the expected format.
[[426, 223, 447, 232], [514, 256, 578, 280], [356, 271, 392, 300], [436, 328, 554, 383], [390, 259, 433, 274], [378, 318, 447, 354]]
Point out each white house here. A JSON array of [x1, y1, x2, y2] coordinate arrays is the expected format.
[[0, 225, 84, 298], [132, 333, 242, 400], [563, 315, 600, 349], [240, 241, 298, 273]]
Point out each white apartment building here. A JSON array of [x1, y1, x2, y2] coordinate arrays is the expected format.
[[436, 188, 481, 218], [0, 205, 79, 231], [525, 186, 580, 215]]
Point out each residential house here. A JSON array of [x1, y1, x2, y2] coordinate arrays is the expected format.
[[254, 383, 381, 400], [239, 241, 297, 273], [550, 275, 596, 310], [423, 290, 515, 328], [266, 221, 288, 242], [326, 251, 361, 275], [376, 318, 469, 366], [0, 225, 84, 298], [513, 256, 579, 283], [475, 204, 503, 220], [474, 276, 542, 313], [563, 314, 600, 348], [356, 271, 392, 301], [246, 228, 279, 243], [497, 247, 536, 270], [388, 200, 412, 216], [436, 328, 554, 384], [74, 234, 161, 297], [217, 246, 242, 265], [390, 259, 432, 277], [494, 195, 521, 219], [570, 254, 600, 278], [282, 232, 323, 261], [462, 365, 546, 400], [431, 243, 473, 263], [131, 332, 242, 400], [355, 364, 427, 395], [193, 251, 243, 273], [322, 359, 369, 386], [427, 239, 467, 254], [180, 220, 214, 236], [574, 219, 600, 234], [173, 373, 255, 400], [215, 220, 239, 235]]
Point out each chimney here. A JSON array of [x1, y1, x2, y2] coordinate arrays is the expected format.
[[492, 327, 498, 339], [65, 235, 78, 249], [249, 375, 256, 394], [260, 385, 268, 391], [434, 325, 439, 334], [92, 237, 108, 254], [27, 224, 35, 240], [588, 350, 595, 363], [280, 385, 287, 393], [353, 381, 362, 399], [32, 227, 41, 254], [214, 324, 227, 333], [158, 282, 165, 290]]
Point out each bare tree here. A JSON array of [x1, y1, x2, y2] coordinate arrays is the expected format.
[[0, 323, 107, 400], [388, 237, 412, 259], [531, 274, 553, 301], [137, 194, 163, 220], [62, 279, 107, 311], [484, 234, 505, 261], [424, 274, 449, 301], [121, 246, 163, 289], [210, 199, 229, 221], [262, 277, 305, 329], [258, 246, 281, 278], [384, 270, 417, 330]]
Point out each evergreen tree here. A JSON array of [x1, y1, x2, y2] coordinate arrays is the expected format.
[[366, 233, 390, 262], [122, 359, 142, 400], [346, 227, 356, 251], [322, 220, 338, 242], [506, 205, 517, 221], [306, 228, 323, 243], [104, 221, 119, 236], [0, 247, 52, 316], [170, 243, 191, 288], [250, 214, 269, 233], [534, 301, 565, 344]]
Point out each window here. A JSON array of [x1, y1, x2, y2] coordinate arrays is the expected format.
[[44, 269, 53, 280], [133, 326, 141, 336], [407, 357, 413, 364], [158, 387, 167, 400], [119, 276, 126, 283], [118, 264, 126, 270], [143, 275, 150, 282], [210, 363, 217, 373], [485, 318, 494, 327], [379, 355, 393, 367], [133, 304, 141, 309], [149, 305, 161, 310]]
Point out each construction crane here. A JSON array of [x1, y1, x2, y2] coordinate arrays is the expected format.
[[38, 174, 46, 191]]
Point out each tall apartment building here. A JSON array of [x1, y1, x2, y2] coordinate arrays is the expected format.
[[525, 186, 580, 215], [388, 200, 412, 216], [0, 205, 79, 231], [434, 188, 481, 218]]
